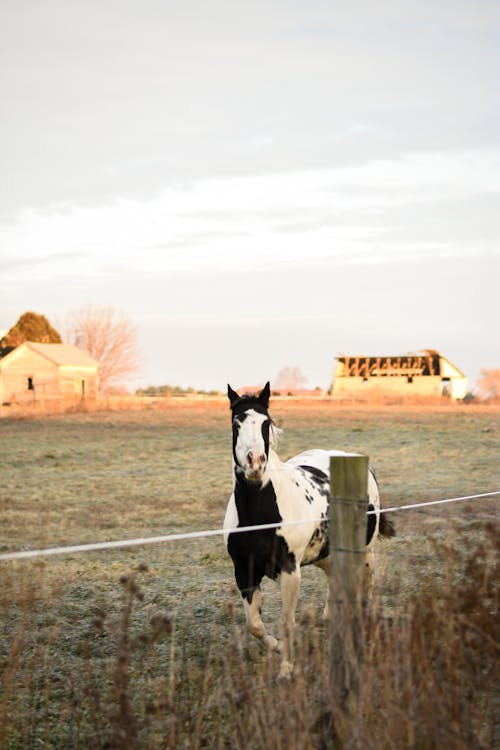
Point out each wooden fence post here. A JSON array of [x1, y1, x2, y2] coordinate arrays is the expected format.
[[329, 454, 369, 709]]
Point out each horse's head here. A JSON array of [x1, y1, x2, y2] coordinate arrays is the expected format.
[[227, 382, 275, 484]]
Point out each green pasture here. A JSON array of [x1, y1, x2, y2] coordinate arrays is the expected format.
[[0, 402, 498, 748]]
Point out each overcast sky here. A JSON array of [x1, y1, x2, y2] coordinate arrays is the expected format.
[[1, 1, 499, 392]]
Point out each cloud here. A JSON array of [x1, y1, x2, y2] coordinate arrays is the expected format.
[[1, 148, 498, 284], [1, 1, 498, 393], [1, 1, 499, 216]]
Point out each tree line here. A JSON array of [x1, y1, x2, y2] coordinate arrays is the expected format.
[[136, 385, 221, 397], [2, 310, 499, 400]]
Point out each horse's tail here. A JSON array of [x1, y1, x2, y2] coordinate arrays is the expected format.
[[379, 513, 396, 539]]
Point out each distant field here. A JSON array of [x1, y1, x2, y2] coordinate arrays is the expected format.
[[1, 400, 499, 748]]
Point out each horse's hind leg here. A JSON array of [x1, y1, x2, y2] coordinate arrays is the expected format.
[[313, 557, 330, 620], [363, 548, 375, 601], [278, 566, 301, 679]]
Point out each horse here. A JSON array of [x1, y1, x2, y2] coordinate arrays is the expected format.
[[223, 381, 394, 679]]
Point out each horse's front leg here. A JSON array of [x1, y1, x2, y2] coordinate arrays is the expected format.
[[241, 586, 280, 652], [278, 566, 301, 679], [234, 562, 279, 651]]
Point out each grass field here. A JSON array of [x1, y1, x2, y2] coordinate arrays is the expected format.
[[1, 400, 499, 749]]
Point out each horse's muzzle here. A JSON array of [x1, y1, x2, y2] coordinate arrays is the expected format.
[[244, 451, 267, 482]]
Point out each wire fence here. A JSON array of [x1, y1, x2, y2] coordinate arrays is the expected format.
[[0, 490, 498, 563]]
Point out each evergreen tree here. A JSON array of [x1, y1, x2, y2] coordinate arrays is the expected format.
[[1, 311, 62, 348]]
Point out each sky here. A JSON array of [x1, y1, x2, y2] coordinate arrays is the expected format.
[[1, 0, 499, 392]]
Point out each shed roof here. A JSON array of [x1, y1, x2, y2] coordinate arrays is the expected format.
[[27, 342, 100, 367], [1, 342, 100, 368]]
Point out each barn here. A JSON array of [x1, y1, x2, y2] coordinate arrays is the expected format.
[[0, 342, 100, 404], [331, 349, 467, 401]]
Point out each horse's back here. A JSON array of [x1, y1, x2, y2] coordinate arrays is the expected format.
[[286, 449, 380, 509], [286, 448, 358, 474]]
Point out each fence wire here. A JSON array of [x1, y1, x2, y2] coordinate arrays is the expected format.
[[0, 491, 498, 563]]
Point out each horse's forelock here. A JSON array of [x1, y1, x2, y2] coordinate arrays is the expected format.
[[230, 393, 267, 415]]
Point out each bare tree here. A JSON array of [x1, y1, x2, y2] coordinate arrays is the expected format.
[[274, 365, 308, 391], [65, 306, 140, 392], [476, 369, 500, 401]]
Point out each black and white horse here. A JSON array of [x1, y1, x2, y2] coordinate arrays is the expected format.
[[223, 382, 393, 679]]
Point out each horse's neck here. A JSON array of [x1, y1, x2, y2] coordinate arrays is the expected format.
[[232, 450, 285, 525], [256, 449, 287, 488], [267, 448, 285, 474]]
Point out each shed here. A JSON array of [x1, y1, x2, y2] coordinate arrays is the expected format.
[[331, 349, 467, 401], [0, 342, 100, 404]]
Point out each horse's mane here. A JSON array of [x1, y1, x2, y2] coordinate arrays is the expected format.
[[269, 421, 283, 448]]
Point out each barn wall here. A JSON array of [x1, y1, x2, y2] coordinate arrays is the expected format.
[[440, 358, 464, 379], [332, 375, 442, 400], [0, 348, 60, 403], [58, 366, 99, 398], [449, 377, 467, 400], [0, 349, 98, 403]]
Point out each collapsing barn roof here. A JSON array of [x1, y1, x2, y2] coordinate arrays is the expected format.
[[336, 350, 440, 378], [332, 350, 467, 400]]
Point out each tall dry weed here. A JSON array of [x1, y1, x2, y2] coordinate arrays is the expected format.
[[219, 522, 499, 750], [1, 524, 497, 749]]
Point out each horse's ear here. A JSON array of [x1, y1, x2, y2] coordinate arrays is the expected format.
[[227, 384, 240, 407], [258, 381, 271, 406]]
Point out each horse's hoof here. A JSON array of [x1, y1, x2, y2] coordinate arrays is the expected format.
[[264, 635, 280, 652], [278, 661, 293, 681]]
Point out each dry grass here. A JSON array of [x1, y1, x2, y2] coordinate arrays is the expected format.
[[0, 401, 499, 748]]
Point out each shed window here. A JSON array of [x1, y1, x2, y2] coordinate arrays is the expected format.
[[27, 377, 34, 391]]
